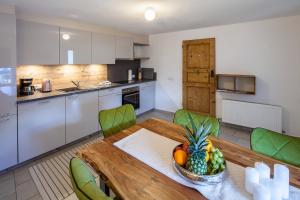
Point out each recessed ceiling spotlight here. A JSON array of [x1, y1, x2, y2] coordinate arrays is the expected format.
[[62, 33, 70, 40], [144, 7, 156, 21]]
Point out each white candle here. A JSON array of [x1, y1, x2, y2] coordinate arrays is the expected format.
[[260, 179, 282, 200], [255, 162, 270, 182], [245, 167, 260, 194], [274, 164, 289, 199], [253, 184, 271, 200], [270, 179, 282, 200]]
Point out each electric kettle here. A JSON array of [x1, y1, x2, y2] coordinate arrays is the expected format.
[[42, 79, 52, 93]]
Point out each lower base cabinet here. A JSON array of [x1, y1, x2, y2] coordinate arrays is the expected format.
[[139, 83, 155, 113], [18, 97, 66, 162], [0, 115, 17, 171], [66, 91, 99, 143], [99, 92, 122, 111]]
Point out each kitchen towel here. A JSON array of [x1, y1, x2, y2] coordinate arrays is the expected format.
[[114, 128, 300, 200]]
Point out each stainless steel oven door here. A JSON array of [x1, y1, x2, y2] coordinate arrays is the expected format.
[[122, 91, 140, 109]]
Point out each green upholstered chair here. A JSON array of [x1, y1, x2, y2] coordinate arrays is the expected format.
[[99, 104, 136, 138], [69, 157, 113, 200], [251, 128, 300, 167], [173, 109, 220, 137]]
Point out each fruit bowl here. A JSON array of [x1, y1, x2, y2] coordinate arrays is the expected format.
[[172, 144, 227, 185]]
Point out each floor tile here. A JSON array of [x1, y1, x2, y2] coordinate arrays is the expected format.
[[16, 179, 39, 200], [0, 174, 15, 199], [14, 166, 31, 186], [236, 138, 251, 149], [28, 195, 42, 200], [0, 192, 16, 200], [0, 171, 14, 182]]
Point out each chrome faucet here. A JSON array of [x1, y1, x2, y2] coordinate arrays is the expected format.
[[71, 80, 80, 88]]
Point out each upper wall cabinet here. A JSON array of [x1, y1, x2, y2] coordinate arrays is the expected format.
[[115, 36, 133, 60], [0, 13, 16, 67], [60, 28, 91, 64], [92, 33, 115, 64], [17, 20, 59, 65]]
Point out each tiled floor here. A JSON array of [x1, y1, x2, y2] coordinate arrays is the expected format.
[[0, 109, 251, 200]]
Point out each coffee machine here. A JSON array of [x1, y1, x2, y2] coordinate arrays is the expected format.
[[19, 78, 35, 96]]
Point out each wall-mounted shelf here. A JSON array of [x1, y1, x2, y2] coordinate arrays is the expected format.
[[216, 74, 256, 95]]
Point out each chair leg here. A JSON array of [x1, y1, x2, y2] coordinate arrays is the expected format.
[[100, 177, 110, 196]]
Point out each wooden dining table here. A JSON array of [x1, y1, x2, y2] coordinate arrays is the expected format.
[[78, 118, 300, 200]]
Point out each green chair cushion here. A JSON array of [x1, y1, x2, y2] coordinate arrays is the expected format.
[[99, 104, 136, 138], [251, 128, 300, 167], [173, 109, 220, 137], [69, 157, 112, 200]]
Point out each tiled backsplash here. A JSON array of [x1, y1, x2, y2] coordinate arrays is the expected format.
[[17, 64, 107, 89]]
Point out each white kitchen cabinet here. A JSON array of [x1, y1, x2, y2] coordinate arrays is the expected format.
[[0, 115, 17, 171], [60, 28, 91, 64], [92, 33, 115, 64], [0, 12, 16, 67], [134, 45, 150, 59], [115, 36, 133, 59], [17, 20, 59, 65], [99, 88, 122, 111], [140, 82, 155, 113], [66, 91, 99, 143], [18, 97, 66, 162]]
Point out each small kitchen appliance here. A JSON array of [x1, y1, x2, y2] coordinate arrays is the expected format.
[[42, 79, 52, 93], [19, 78, 35, 96]]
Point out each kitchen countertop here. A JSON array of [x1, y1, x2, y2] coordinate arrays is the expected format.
[[17, 79, 156, 104]]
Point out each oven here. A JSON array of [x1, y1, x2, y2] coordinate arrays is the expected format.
[[122, 86, 140, 109]]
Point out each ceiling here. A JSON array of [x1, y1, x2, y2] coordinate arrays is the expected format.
[[2, 0, 300, 35]]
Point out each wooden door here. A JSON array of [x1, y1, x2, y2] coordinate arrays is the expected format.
[[182, 38, 216, 116]]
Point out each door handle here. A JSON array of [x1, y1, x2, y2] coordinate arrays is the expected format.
[[210, 70, 215, 77], [38, 100, 50, 104]]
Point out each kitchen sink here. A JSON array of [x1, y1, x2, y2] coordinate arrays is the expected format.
[[57, 87, 81, 93]]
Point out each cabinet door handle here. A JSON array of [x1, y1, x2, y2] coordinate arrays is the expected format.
[[38, 100, 50, 104]]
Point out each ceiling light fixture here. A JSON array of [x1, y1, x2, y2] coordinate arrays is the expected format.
[[62, 34, 70, 40], [144, 7, 156, 21]]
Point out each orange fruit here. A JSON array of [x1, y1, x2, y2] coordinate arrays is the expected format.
[[174, 150, 187, 166], [206, 139, 213, 152]]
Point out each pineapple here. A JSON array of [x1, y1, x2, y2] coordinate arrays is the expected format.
[[184, 114, 212, 175]]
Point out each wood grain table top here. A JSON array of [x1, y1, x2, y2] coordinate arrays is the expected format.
[[78, 118, 300, 200]]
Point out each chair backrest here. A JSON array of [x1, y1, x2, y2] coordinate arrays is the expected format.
[[251, 128, 300, 167], [69, 157, 112, 200], [173, 109, 220, 137], [99, 104, 136, 138]]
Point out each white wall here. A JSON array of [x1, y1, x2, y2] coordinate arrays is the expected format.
[[142, 15, 300, 136]]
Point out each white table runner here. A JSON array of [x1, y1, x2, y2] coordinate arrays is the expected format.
[[113, 128, 300, 200]]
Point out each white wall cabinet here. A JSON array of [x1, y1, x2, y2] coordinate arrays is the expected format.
[[17, 20, 59, 65], [116, 36, 133, 59], [0, 12, 16, 67], [18, 97, 66, 162], [0, 115, 17, 171], [60, 28, 91, 64], [140, 82, 155, 113], [66, 91, 99, 143], [99, 88, 122, 111], [92, 33, 115, 64], [134, 45, 150, 59]]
